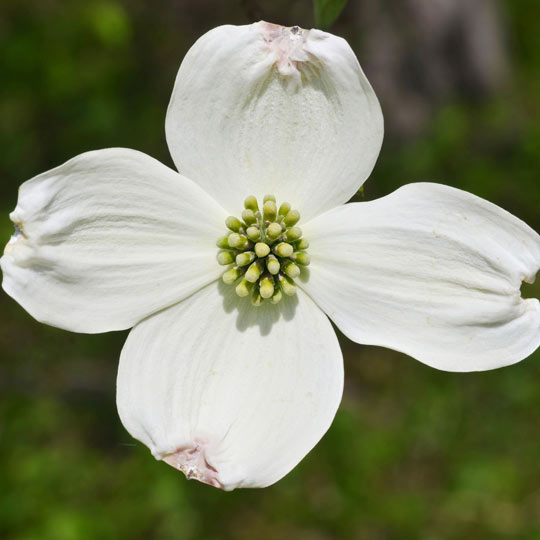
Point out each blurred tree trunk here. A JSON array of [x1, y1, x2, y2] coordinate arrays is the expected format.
[[350, 0, 509, 138]]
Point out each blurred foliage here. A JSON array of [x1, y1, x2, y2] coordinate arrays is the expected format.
[[313, 0, 347, 30], [0, 1, 539, 539]]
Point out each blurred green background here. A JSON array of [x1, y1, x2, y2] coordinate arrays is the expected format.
[[1, 1, 539, 539]]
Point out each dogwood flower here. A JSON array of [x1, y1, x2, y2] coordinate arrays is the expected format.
[[2, 22, 540, 491]]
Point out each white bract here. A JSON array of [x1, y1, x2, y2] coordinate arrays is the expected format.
[[2, 22, 540, 490]]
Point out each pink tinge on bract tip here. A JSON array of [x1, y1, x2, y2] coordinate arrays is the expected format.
[[258, 22, 310, 83], [162, 443, 223, 489]]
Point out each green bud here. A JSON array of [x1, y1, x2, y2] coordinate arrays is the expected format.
[[285, 227, 302, 241], [251, 290, 263, 307], [244, 195, 259, 212], [236, 251, 256, 267], [278, 202, 291, 217], [273, 242, 293, 258], [222, 266, 244, 284], [263, 200, 277, 222], [266, 254, 280, 275], [295, 251, 311, 266], [235, 279, 253, 297], [283, 209, 300, 227], [216, 235, 230, 249], [270, 288, 282, 304], [246, 226, 261, 242], [263, 194, 276, 203], [228, 233, 248, 249], [259, 275, 275, 299], [245, 260, 263, 283], [278, 273, 296, 296], [254, 242, 270, 258], [217, 250, 234, 265], [266, 222, 282, 241], [241, 209, 256, 225], [294, 238, 309, 250], [226, 216, 243, 232], [282, 260, 300, 279]]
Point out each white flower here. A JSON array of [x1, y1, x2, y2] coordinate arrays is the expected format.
[[1, 22, 539, 491]]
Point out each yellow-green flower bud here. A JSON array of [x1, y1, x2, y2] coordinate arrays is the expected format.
[[283, 209, 300, 227], [270, 288, 282, 305], [285, 227, 302, 241], [245, 260, 263, 283], [228, 233, 247, 249], [274, 242, 293, 258], [217, 250, 234, 265], [235, 279, 253, 297], [226, 216, 243, 232], [282, 260, 300, 279], [278, 273, 296, 296], [236, 251, 256, 267], [246, 226, 261, 242], [263, 200, 277, 222], [278, 202, 291, 217], [244, 195, 259, 212], [294, 238, 309, 250], [216, 235, 230, 249], [251, 290, 263, 307], [266, 254, 280, 275], [254, 242, 270, 258], [266, 222, 282, 241], [295, 251, 311, 266], [222, 266, 244, 284], [241, 209, 256, 225], [259, 275, 275, 299]]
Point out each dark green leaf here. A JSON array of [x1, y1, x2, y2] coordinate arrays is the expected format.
[[314, 0, 348, 30]]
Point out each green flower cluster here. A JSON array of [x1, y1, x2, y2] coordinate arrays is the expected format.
[[216, 195, 310, 305]]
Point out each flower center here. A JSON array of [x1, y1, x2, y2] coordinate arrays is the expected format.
[[216, 195, 310, 306]]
